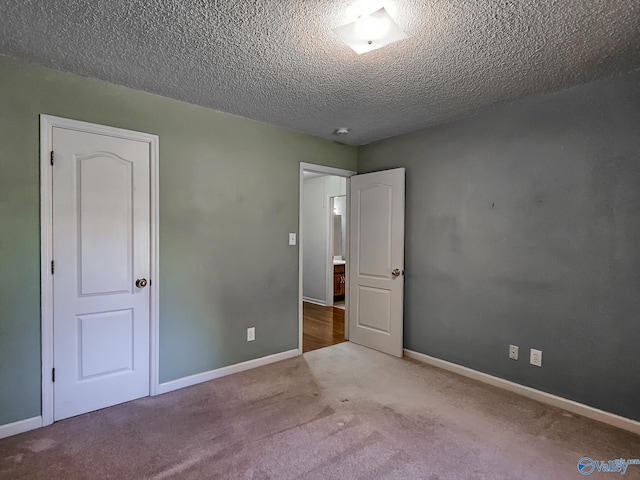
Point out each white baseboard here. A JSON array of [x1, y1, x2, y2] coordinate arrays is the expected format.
[[404, 349, 640, 436], [156, 348, 300, 395], [0, 416, 43, 440], [302, 296, 326, 306]]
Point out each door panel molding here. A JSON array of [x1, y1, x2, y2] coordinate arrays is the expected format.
[[40, 115, 159, 426]]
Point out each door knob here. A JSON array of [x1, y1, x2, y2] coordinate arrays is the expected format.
[[392, 269, 402, 278], [135, 278, 148, 288]]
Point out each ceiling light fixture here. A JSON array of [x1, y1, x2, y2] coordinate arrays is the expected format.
[[333, 127, 350, 136], [332, 7, 408, 55]]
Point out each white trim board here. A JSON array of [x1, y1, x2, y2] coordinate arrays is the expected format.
[[40, 115, 160, 426], [404, 349, 640, 436], [0, 416, 42, 440], [157, 349, 300, 395], [302, 296, 326, 307]]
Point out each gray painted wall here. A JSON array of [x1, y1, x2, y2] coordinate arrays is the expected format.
[[0, 55, 357, 426], [302, 176, 346, 303], [358, 69, 640, 421]]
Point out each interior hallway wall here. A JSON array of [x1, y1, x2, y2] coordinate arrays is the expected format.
[[302, 175, 346, 304], [0, 55, 357, 426], [358, 69, 640, 421]]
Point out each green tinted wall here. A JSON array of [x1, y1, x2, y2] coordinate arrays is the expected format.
[[0, 55, 357, 425]]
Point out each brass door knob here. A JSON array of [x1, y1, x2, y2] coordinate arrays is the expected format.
[[135, 278, 148, 288]]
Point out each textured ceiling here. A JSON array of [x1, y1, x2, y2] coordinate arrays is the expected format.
[[1, 0, 639, 145]]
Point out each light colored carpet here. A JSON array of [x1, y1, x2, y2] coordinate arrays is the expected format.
[[1, 342, 639, 479]]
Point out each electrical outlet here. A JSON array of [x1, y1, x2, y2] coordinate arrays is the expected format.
[[530, 348, 542, 367], [247, 327, 255, 342], [509, 345, 519, 360]]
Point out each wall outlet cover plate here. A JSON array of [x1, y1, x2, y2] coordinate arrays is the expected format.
[[509, 345, 519, 360], [530, 348, 542, 367]]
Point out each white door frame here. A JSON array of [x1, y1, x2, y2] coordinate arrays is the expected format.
[[325, 194, 347, 307], [40, 115, 160, 426], [299, 162, 356, 353], [325, 194, 337, 308]]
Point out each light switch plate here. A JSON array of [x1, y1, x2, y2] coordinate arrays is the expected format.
[[289, 233, 296, 245]]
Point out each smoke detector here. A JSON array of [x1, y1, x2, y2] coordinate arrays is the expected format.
[[333, 127, 350, 136]]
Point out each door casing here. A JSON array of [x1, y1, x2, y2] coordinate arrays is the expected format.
[[40, 115, 160, 426]]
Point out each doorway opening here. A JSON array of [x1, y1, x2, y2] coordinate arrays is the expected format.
[[299, 163, 356, 353]]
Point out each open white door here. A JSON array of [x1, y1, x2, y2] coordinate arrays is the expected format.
[[349, 168, 405, 357], [52, 127, 152, 420]]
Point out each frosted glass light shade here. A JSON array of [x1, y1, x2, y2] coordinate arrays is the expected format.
[[332, 7, 408, 55]]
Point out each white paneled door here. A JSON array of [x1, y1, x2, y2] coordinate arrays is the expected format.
[[52, 127, 151, 420], [349, 168, 405, 357]]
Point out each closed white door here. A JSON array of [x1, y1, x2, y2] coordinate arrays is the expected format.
[[52, 127, 151, 420], [349, 168, 405, 357]]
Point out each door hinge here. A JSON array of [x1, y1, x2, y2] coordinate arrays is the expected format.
[[51, 260, 55, 274], [52, 368, 55, 383], [50, 151, 54, 165]]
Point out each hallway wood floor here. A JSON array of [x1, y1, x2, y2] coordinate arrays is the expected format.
[[303, 302, 345, 353]]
